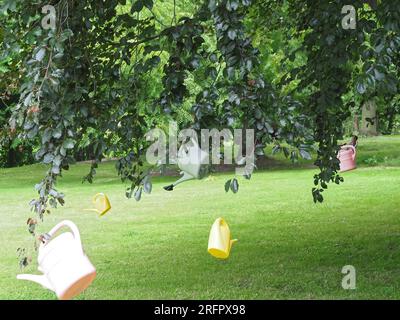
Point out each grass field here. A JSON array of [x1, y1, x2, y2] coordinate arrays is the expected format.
[[0, 136, 400, 299]]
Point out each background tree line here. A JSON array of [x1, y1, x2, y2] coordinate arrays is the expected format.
[[0, 0, 399, 210]]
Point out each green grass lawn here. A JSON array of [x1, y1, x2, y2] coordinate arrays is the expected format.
[[1, 136, 400, 300]]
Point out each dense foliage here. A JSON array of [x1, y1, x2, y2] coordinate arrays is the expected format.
[[0, 0, 399, 263]]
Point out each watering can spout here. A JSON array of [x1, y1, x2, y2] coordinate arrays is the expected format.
[[17, 274, 54, 291], [175, 172, 195, 185], [164, 172, 194, 191], [230, 239, 238, 250]]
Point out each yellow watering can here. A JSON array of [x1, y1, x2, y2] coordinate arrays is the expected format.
[[208, 218, 238, 259], [84, 193, 111, 216]]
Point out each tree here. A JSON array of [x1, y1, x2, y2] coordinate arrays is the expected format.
[[253, 0, 399, 200], [0, 23, 36, 167], [1, 0, 399, 264]]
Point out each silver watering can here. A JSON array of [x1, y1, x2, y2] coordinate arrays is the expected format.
[[164, 138, 208, 191]]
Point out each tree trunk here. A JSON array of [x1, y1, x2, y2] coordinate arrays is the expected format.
[[386, 109, 396, 135], [360, 100, 378, 136], [353, 113, 360, 133], [6, 143, 17, 168]]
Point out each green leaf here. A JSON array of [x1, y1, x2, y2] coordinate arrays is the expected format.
[[230, 178, 239, 193], [143, 0, 153, 10], [272, 145, 281, 155], [60, 29, 74, 41], [208, 0, 216, 11], [281, 147, 288, 158], [62, 139, 75, 149], [209, 53, 218, 63], [374, 68, 385, 81], [227, 30, 237, 40], [134, 187, 142, 201], [35, 48, 46, 62], [60, 147, 67, 157], [23, 93, 33, 107], [43, 153, 54, 164], [226, 0, 239, 11], [143, 180, 152, 194], [131, 0, 144, 13], [225, 179, 232, 192], [356, 82, 366, 94], [53, 128, 62, 139], [42, 128, 52, 144], [52, 165, 60, 175], [299, 149, 312, 160], [53, 155, 62, 167]]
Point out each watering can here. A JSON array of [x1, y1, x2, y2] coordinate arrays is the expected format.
[[208, 218, 238, 259], [17, 220, 96, 300], [338, 145, 357, 172], [84, 193, 111, 216], [164, 138, 208, 191]]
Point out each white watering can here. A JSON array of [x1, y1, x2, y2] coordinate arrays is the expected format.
[[164, 138, 208, 191], [17, 220, 96, 300]]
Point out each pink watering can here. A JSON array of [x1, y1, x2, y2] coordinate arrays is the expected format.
[[17, 220, 96, 300], [338, 145, 357, 172]]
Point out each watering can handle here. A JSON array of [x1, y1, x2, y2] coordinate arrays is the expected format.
[[177, 137, 202, 164], [190, 137, 200, 148], [93, 193, 104, 202], [47, 220, 83, 254], [178, 137, 200, 153]]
